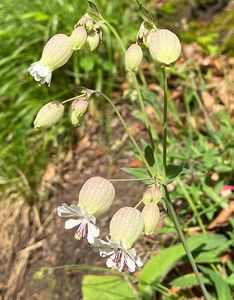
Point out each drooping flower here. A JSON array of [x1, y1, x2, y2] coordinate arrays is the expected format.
[[149, 29, 181, 65], [58, 177, 115, 243], [70, 26, 87, 50], [71, 98, 89, 127], [58, 203, 100, 244], [125, 43, 143, 72], [34, 101, 64, 128], [28, 34, 73, 86], [93, 207, 144, 272], [142, 203, 160, 235]]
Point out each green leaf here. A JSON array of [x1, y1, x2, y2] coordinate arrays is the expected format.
[[87, 1, 101, 18], [121, 167, 153, 184], [170, 273, 211, 288], [82, 275, 136, 300], [144, 145, 155, 167], [165, 165, 189, 184], [136, 1, 155, 23], [199, 266, 232, 300], [139, 234, 224, 297]]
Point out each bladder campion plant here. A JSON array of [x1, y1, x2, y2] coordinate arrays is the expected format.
[[28, 1, 210, 299]]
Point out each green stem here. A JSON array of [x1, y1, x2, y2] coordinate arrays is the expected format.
[[95, 91, 149, 168], [132, 73, 149, 128], [162, 67, 167, 177], [163, 186, 210, 300], [62, 93, 86, 104], [161, 68, 210, 300]]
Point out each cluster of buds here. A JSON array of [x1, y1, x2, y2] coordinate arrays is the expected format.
[[141, 185, 162, 235], [125, 22, 181, 72], [28, 14, 102, 86], [76, 13, 102, 51], [57, 177, 162, 273], [34, 88, 94, 129]]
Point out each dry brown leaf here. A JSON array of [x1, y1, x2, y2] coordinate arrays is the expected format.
[[127, 159, 143, 168], [75, 134, 90, 154], [201, 91, 215, 109], [207, 201, 234, 229], [217, 81, 230, 107]]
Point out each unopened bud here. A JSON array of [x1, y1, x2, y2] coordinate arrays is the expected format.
[[125, 43, 143, 72], [110, 207, 144, 249], [87, 31, 100, 51], [34, 101, 64, 128], [142, 203, 160, 235], [71, 99, 88, 127], [79, 177, 115, 217], [70, 26, 87, 50], [149, 29, 181, 65], [142, 187, 161, 204]]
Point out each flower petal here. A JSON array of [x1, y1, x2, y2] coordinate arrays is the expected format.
[[64, 219, 81, 229], [58, 203, 81, 217], [106, 257, 115, 268], [87, 223, 99, 244], [125, 254, 136, 273]]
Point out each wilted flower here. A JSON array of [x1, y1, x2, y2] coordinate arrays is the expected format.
[[149, 29, 181, 65], [34, 101, 64, 128], [58, 203, 100, 243], [70, 26, 87, 50], [87, 31, 100, 51], [79, 177, 115, 217], [93, 207, 144, 272], [58, 177, 115, 243], [125, 43, 143, 72], [71, 99, 88, 127], [28, 34, 73, 86], [142, 186, 162, 204], [142, 203, 160, 235]]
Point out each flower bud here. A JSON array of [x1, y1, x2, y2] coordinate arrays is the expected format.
[[142, 187, 162, 204], [142, 203, 160, 235], [34, 101, 64, 128], [71, 99, 88, 127], [28, 34, 73, 86], [149, 29, 181, 65], [110, 207, 144, 249], [125, 43, 143, 72], [87, 31, 100, 51], [79, 177, 115, 217], [70, 26, 87, 50]]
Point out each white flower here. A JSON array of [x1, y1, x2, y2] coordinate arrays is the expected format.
[[58, 203, 100, 243], [28, 62, 52, 86], [28, 34, 73, 86], [92, 237, 143, 273]]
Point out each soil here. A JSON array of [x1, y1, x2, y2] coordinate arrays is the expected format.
[[0, 99, 155, 300]]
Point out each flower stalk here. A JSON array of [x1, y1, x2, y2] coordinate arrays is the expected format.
[[162, 68, 210, 300]]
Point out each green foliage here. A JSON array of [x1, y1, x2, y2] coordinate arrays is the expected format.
[[82, 275, 136, 300]]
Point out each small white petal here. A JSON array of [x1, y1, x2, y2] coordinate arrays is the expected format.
[[125, 254, 136, 273], [88, 223, 100, 237], [136, 256, 143, 267], [106, 257, 115, 268], [64, 219, 81, 229], [58, 203, 81, 217]]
